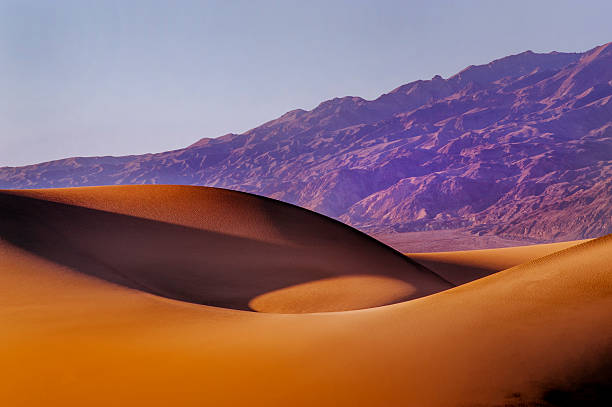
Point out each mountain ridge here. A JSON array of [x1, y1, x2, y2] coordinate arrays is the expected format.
[[2, 42, 611, 243]]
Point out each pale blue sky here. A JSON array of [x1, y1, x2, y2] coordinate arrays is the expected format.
[[1, 0, 611, 166]]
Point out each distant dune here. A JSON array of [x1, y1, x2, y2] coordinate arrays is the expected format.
[[1, 186, 611, 406], [409, 239, 590, 285]]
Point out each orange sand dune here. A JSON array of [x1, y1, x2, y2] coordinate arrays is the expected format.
[[1, 186, 451, 312], [409, 239, 590, 285], [1, 185, 611, 407]]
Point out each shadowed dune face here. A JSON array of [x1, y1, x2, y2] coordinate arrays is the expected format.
[[0, 186, 452, 312]]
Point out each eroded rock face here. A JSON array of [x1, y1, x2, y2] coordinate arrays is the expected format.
[[2, 43, 611, 242]]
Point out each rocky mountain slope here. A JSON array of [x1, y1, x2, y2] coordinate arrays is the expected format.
[[2, 42, 611, 242]]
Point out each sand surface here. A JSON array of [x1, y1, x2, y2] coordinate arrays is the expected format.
[[1, 185, 611, 406], [1, 186, 450, 312], [409, 239, 590, 285]]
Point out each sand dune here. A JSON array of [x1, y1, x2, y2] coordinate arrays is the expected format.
[[1, 185, 611, 406], [1, 186, 451, 312], [409, 239, 590, 285]]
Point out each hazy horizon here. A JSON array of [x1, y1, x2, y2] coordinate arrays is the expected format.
[[2, 0, 612, 167]]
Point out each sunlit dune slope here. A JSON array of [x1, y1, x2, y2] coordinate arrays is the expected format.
[[1, 192, 611, 407], [0, 186, 451, 312], [409, 239, 590, 285]]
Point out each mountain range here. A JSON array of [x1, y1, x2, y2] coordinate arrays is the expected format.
[[2, 42, 611, 244]]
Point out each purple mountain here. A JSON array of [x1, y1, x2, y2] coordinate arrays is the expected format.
[[2, 42, 611, 245]]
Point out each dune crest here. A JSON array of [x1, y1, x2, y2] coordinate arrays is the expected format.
[[0, 185, 451, 313], [409, 239, 590, 285]]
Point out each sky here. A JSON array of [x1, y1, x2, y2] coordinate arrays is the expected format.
[[1, 0, 611, 167]]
